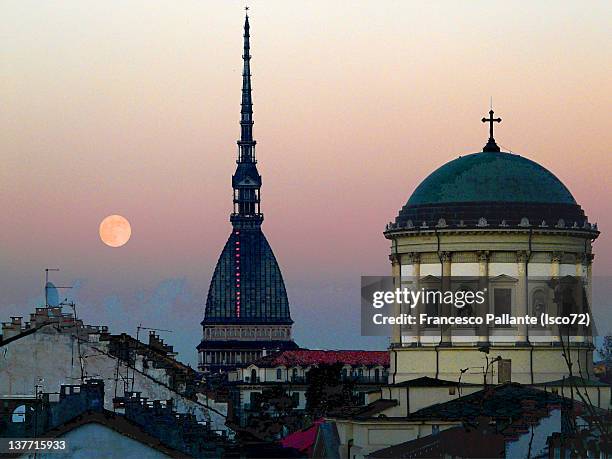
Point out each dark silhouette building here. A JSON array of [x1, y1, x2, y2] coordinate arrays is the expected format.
[[198, 14, 296, 374]]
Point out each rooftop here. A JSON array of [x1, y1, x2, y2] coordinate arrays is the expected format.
[[203, 228, 293, 326], [387, 151, 597, 234], [389, 376, 479, 388], [408, 152, 576, 206], [406, 383, 565, 422], [246, 349, 390, 368]]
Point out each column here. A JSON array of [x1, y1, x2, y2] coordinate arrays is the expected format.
[[440, 251, 452, 346], [583, 253, 594, 345], [390, 254, 401, 346], [516, 251, 528, 344], [574, 252, 593, 345], [551, 252, 562, 343], [477, 251, 490, 344], [551, 251, 562, 277], [410, 253, 421, 346]]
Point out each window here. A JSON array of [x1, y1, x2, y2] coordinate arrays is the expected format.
[[423, 289, 439, 328], [559, 286, 579, 334], [532, 289, 547, 327], [249, 392, 260, 407], [276, 368, 282, 380], [11, 405, 26, 423], [498, 359, 512, 383], [493, 288, 512, 327], [455, 286, 474, 323], [291, 392, 300, 407]]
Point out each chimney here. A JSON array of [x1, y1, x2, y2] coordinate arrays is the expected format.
[[2, 317, 23, 340]]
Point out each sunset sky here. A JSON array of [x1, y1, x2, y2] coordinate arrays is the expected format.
[[2, 1, 611, 364]]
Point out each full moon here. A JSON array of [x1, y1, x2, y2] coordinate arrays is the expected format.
[[99, 215, 132, 248]]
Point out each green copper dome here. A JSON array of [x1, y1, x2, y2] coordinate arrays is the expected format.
[[390, 151, 595, 231], [408, 152, 576, 206]]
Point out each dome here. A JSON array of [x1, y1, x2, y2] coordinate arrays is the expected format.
[[391, 151, 596, 231], [203, 227, 293, 326], [408, 152, 575, 206]]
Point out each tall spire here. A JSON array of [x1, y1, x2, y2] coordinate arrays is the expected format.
[[231, 11, 263, 226], [238, 12, 255, 160], [199, 8, 295, 373]]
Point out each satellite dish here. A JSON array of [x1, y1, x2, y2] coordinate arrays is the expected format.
[[45, 281, 60, 307]]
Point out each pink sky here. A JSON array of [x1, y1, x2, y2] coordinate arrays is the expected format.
[[2, 1, 611, 363]]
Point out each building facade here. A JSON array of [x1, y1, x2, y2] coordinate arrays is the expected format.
[[384, 111, 599, 385], [0, 305, 228, 433], [319, 113, 606, 459], [226, 350, 389, 427], [198, 15, 296, 374]]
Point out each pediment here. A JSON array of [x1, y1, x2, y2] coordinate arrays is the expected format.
[[489, 274, 518, 283], [419, 275, 442, 286]]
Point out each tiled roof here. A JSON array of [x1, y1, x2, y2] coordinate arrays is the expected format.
[[533, 376, 611, 387], [389, 376, 478, 387], [368, 424, 505, 458], [249, 349, 390, 368], [328, 399, 398, 420], [280, 419, 324, 454], [407, 383, 565, 422], [43, 409, 186, 458], [196, 339, 299, 351]]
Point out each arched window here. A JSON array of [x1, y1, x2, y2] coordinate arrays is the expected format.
[[251, 369, 257, 382], [276, 368, 282, 380], [12, 405, 26, 423]]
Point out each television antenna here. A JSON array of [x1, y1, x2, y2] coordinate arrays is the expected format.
[[44, 268, 72, 307], [129, 324, 173, 391]]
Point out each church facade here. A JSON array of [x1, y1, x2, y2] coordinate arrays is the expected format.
[[323, 114, 604, 459], [384, 111, 599, 385], [197, 15, 296, 374]]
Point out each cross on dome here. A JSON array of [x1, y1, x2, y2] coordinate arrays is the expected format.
[[481, 109, 502, 152]]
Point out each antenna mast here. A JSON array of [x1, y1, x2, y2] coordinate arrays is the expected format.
[[129, 324, 173, 391]]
